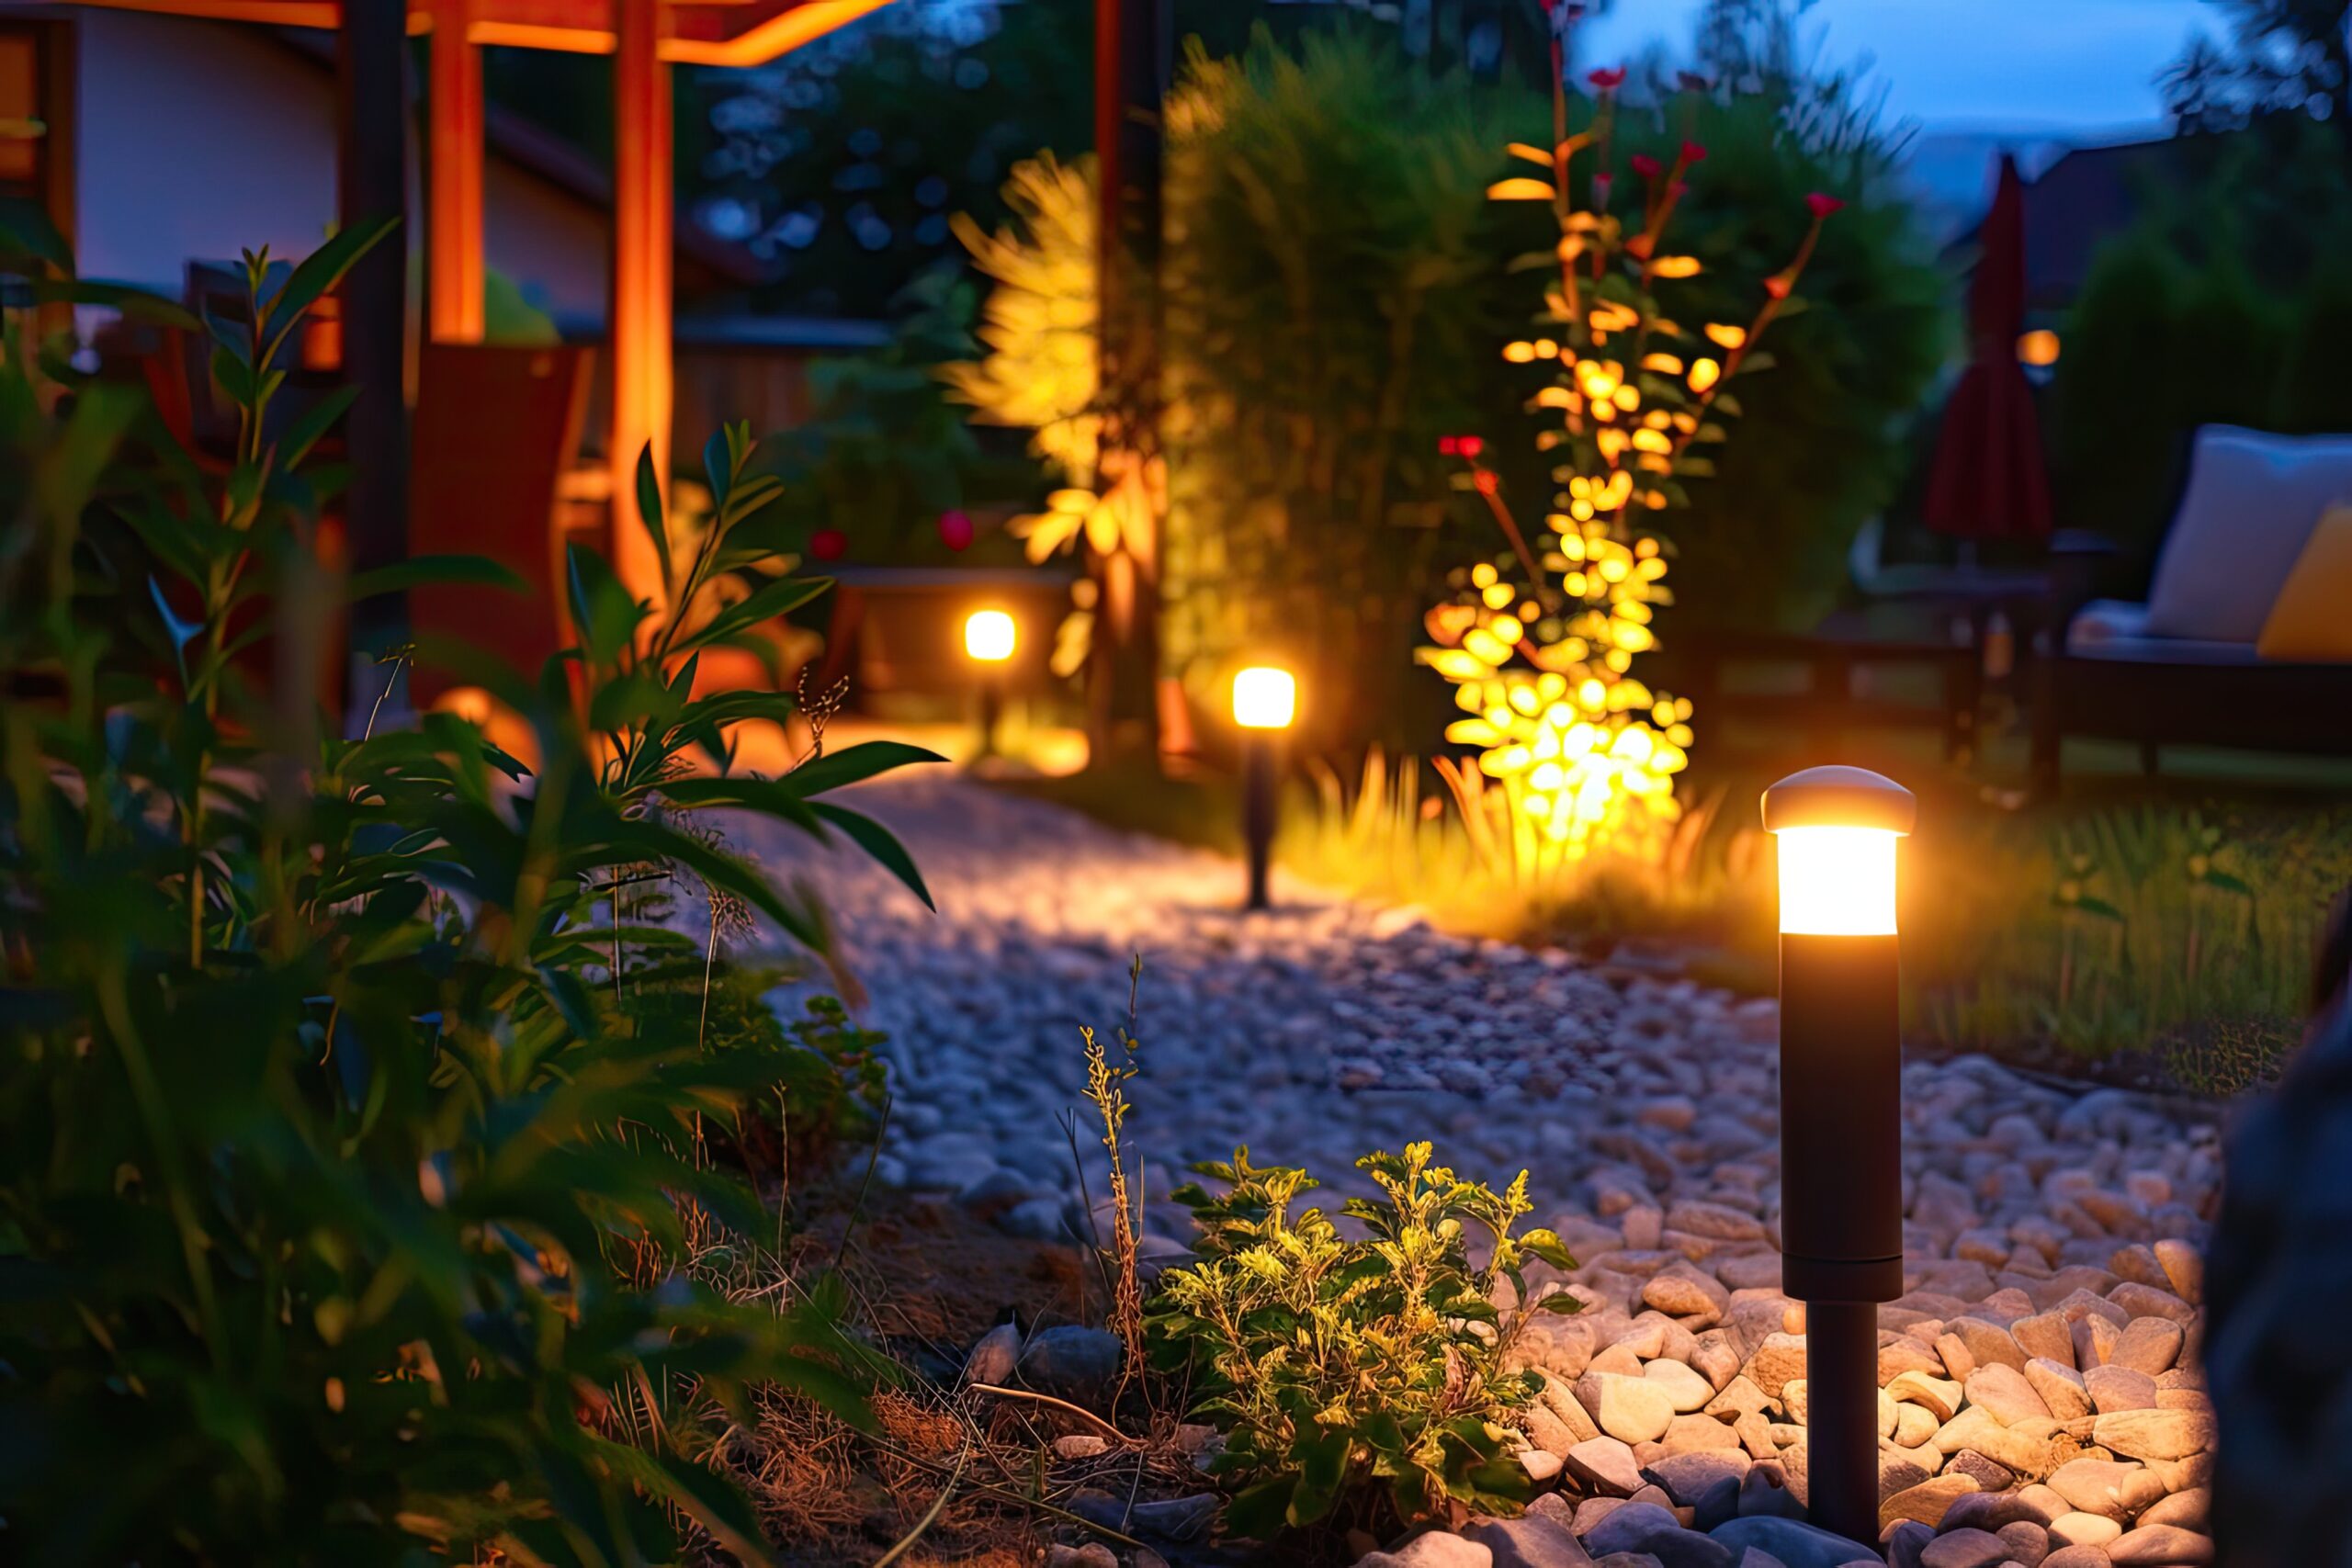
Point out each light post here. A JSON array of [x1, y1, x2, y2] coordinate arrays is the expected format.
[[1761, 764, 1914, 1549], [1231, 666, 1296, 911], [963, 609, 1016, 761]]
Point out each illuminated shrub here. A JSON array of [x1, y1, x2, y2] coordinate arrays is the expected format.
[[1421, 16, 1841, 872]]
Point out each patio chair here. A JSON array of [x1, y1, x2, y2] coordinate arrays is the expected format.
[[2030, 424, 2352, 791]]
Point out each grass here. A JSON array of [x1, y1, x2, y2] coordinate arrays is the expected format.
[[1003, 741, 2352, 1085]]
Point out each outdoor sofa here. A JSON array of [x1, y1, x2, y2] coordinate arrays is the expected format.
[[2031, 425, 2352, 791]]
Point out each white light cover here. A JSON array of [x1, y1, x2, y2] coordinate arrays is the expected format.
[[1232, 666, 1297, 730], [1775, 825, 1898, 936], [964, 609, 1016, 662]]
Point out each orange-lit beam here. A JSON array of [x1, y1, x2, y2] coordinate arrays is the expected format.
[[660, 0, 891, 64], [426, 0, 484, 343], [608, 0, 672, 615]]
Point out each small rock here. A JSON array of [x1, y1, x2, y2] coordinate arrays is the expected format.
[[1879, 1473, 1979, 1531], [2138, 1487, 2209, 1530], [1887, 1371, 1963, 1422], [1052, 1434, 1109, 1459], [1708, 1515, 1880, 1568], [1964, 1363, 2052, 1426], [1919, 1527, 2010, 1568], [2046, 1458, 2163, 1521], [2152, 1238, 2202, 1305], [2108, 1316, 2185, 1377], [1736, 1465, 1804, 1520], [2023, 1359, 2091, 1422], [1045, 1546, 1118, 1568], [1130, 1495, 1220, 1539], [1744, 1334, 1809, 1399], [2105, 1523, 2214, 1565], [1566, 1437, 1645, 1497], [1599, 1373, 1679, 1444], [963, 1322, 1020, 1386], [2084, 1364, 2158, 1414], [1995, 1519, 2051, 1567], [2092, 1407, 2214, 1461], [1466, 1513, 1596, 1568], [1946, 1450, 2017, 1495], [1581, 1502, 1686, 1558], [1645, 1358, 1718, 1414], [1645, 1450, 1749, 1507], [2041, 1550, 2116, 1568], [1015, 1325, 1123, 1406], [1364, 1530, 1496, 1568], [2047, 1512, 2122, 1550]]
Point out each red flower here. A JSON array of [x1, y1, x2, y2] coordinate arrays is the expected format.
[[1438, 435, 1461, 457], [1805, 192, 1847, 219], [1588, 66, 1627, 89], [1459, 435, 1486, 458], [1681, 140, 1709, 164], [1764, 276, 1792, 300], [1668, 180, 1689, 203], [810, 528, 848, 561], [1630, 152, 1662, 180], [938, 509, 974, 551], [1474, 468, 1499, 495]]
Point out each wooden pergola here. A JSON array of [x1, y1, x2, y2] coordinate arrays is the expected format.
[[62, 0, 895, 612]]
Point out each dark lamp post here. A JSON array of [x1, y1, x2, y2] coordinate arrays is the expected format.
[[964, 610, 1016, 762], [1761, 764, 1914, 1548], [1232, 666, 1295, 911]]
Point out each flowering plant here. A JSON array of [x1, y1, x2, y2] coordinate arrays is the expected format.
[[1419, 26, 1844, 873]]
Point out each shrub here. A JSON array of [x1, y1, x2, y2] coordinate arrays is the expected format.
[[1147, 1143, 1578, 1540], [0, 237, 936, 1561]]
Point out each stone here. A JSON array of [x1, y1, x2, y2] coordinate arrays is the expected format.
[[2084, 1364, 2158, 1414], [1646, 1451, 1750, 1507], [1581, 1503, 1689, 1558], [1589, 1556, 1668, 1568], [1663, 1414, 1745, 1454], [1599, 1375, 1679, 1444], [2152, 1238, 2202, 1305], [1704, 1376, 1776, 1422], [1466, 1514, 1597, 1568], [2092, 1407, 2214, 1461], [2011, 1313, 2075, 1366], [1369, 1532, 1497, 1568], [2023, 1359, 2092, 1422], [1046, 1546, 1119, 1568], [1888, 1371, 1963, 1422], [2108, 1316, 2184, 1378], [2105, 1524, 2214, 1565], [1946, 1450, 2018, 1495], [1894, 1404, 1941, 1447], [1645, 1359, 1720, 1415], [1543, 1376, 1606, 1446], [1130, 1495, 1219, 1539], [1919, 1528, 2011, 1568], [1884, 1521, 1935, 1568], [1780, 1381, 1808, 1427], [1577, 1497, 1636, 1536], [2107, 1282, 2192, 1323], [1941, 1490, 2064, 1533], [1015, 1325, 1123, 1406], [1645, 1272, 1731, 1324], [2071, 1314, 2120, 1371], [1878, 1452, 1933, 1501], [1745, 1334, 1808, 1399], [2041, 1551, 2115, 1568], [1878, 1474, 1979, 1531], [1708, 1516, 1881, 1568], [2138, 1488, 2209, 1530], [2047, 1512, 2122, 1550], [2046, 1458, 2162, 1521], [1965, 1364, 2052, 1426], [1052, 1434, 1109, 1459], [1521, 1450, 1566, 1484], [1882, 1338, 1949, 1383], [1736, 1465, 1804, 1520], [1566, 1438, 1645, 1497], [1949, 1318, 2030, 1371], [963, 1322, 1020, 1385], [1996, 1520, 2052, 1566]]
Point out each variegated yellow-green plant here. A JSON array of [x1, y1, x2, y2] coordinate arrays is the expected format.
[[1146, 1143, 1579, 1540]]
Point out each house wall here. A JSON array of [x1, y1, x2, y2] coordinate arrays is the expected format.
[[71, 10, 605, 323]]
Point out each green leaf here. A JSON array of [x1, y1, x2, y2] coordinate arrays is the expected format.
[[779, 739, 945, 799], [635, 443, 673, 600], [703, 427, 734, 513], [273, 383, 359, 468], [348, 554, 526, 602], [566, 543, 647, 669], [1225, 1473, 1295, 1540], [259, 216, 399, 362], [1519, 1227, 1577, 1272], [809, 802, 936, 910], [1285, 1427, 1351, 1528]]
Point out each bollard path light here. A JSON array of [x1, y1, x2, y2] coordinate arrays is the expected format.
[[963, 610, 1016, 761], [1231, 666, 1296, 911], [1761, 764, 1914, 1549]]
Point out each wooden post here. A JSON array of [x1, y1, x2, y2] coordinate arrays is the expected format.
[[427, 0, 484, 344], [610, 0, 673, 615], [1089, 0, 1169, 762], [338, 0, 411, 670]]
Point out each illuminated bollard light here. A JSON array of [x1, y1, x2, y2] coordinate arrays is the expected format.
[[1761, 764, 1914, 1548], [963, 609, 1015, 761], [1231, 666, 1296, 911]]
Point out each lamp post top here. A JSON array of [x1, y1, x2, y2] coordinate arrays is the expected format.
[[1761, 765, 1916, 835]]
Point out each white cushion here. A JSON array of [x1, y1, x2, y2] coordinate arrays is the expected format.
[[2143, 426, 2352, 643]]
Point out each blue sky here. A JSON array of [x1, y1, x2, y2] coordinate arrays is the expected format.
[[1582, 0, 2214, 131]]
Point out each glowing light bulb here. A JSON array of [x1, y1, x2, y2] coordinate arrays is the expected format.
[[964, 610, 1016, 662], [1233, 666, 1297, 730], [1775, 828, 1897, 936]]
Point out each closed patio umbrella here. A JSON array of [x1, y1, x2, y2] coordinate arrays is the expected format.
[[1924, 154, 2052, 548]]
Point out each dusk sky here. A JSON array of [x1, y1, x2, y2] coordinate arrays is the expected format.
[[1584, 0, 2214, 131]]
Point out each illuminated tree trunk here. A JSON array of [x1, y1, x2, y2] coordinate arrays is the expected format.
[[1090, 0, 1169, 763]]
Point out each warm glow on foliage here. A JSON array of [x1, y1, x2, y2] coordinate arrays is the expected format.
[[1419, 41, 1842, 877]]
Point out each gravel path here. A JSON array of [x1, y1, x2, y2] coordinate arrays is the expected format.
[[740, 772, 2231, 1568]]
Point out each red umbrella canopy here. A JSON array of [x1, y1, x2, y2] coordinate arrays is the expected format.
[[1924, 153, 2052, 542]]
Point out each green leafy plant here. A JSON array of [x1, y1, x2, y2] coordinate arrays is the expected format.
[[1147, 1142, 1578, 1540], [0, 234, 938, 1562]]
